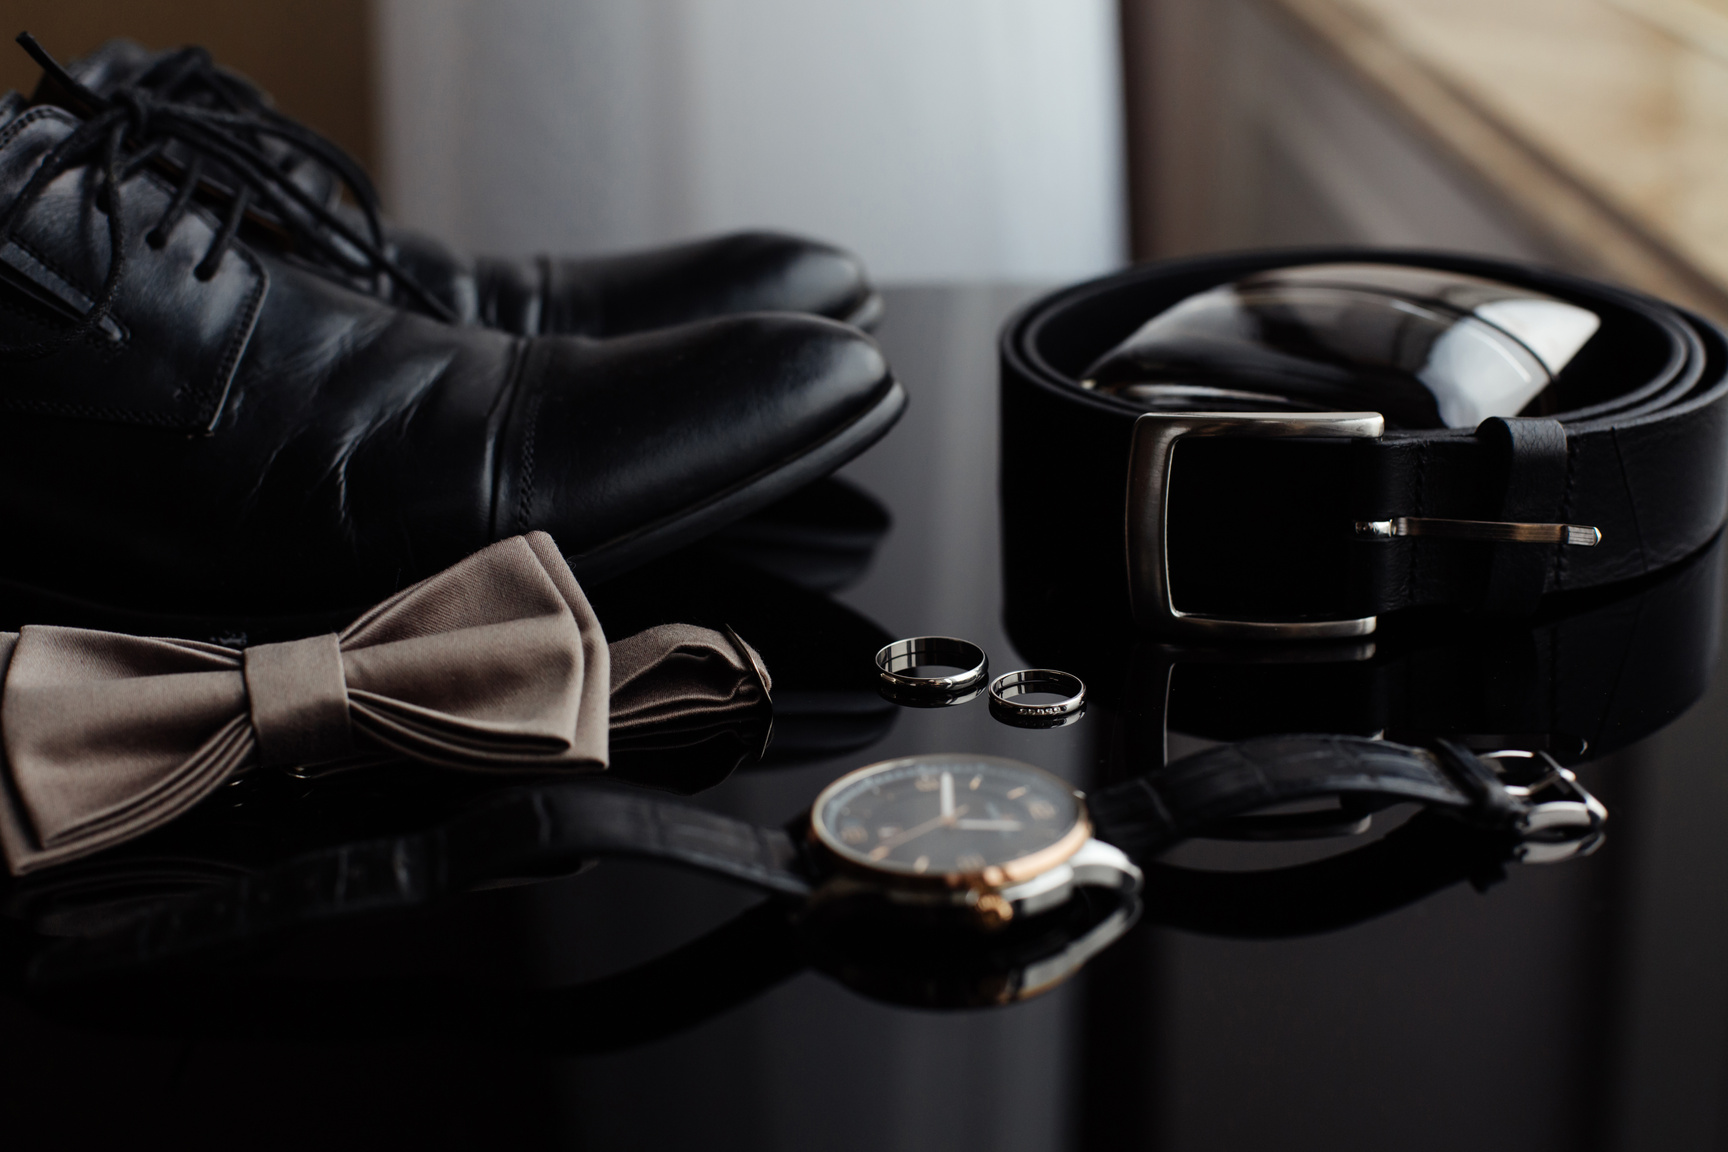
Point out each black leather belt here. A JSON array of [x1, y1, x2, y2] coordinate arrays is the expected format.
[[1001, 248, 1728, 637]]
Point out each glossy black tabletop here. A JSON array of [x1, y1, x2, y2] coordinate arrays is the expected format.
[[3, 285, 1725, 1151]]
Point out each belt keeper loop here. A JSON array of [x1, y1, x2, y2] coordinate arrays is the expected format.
[[1430, 738, 1523, 829], [1476, 416, 1569, 616]]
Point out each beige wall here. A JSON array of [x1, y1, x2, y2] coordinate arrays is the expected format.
[[0, 0, 373, 173]]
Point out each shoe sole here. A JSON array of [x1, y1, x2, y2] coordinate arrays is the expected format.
[[0, 377, 908, 641], [563, 375, 908, 584]]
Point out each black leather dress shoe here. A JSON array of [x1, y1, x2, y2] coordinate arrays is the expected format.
[[52, 38, 884, 336], [0, 49, 904, 621]]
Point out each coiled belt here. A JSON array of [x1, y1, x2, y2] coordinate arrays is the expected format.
[[1001, 248, 1728, 638]]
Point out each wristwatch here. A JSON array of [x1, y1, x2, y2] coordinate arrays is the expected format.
[[28, 731, 1605, 984]]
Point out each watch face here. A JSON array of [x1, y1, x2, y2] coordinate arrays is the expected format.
[[812, 754, 1085, 880]]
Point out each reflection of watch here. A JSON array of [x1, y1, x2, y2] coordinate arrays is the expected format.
[[31, 735, 1604, 983], [10, 888, 1142, 1055]]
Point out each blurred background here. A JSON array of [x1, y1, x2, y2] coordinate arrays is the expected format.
[[4, 0, 1727, 309]]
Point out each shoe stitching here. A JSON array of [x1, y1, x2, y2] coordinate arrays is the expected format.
[[0, 108, 268, 431], [5, 35, 456, 365], [514, 379, 545, 536], [1, 233, 133, 344], [201, 246, 268, 432]]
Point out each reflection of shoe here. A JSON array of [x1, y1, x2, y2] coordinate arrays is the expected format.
[[53, 39, 884, 335], [0, 61, 904, 620], [703, 476, 891, 593]]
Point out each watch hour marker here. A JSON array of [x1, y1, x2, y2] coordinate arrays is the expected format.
[[817, 757, 1077, 876]]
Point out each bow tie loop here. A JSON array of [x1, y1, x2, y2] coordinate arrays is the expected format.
[[243, 633, 354, 769]]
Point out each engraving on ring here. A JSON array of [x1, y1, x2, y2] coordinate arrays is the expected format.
[[989, 669, 1086, 728]]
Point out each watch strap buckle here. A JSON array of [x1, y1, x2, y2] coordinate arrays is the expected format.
[[1437, 743, 1607, 863]]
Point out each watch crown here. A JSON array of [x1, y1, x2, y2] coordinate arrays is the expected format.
[[973, 892, 1014, 929]]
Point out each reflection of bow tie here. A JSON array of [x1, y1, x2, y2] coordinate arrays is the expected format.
[[0, 532, 768, 875]]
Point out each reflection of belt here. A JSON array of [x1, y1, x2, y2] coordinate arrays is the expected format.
[[1001, 249, 1728, 638], [1005, 524, 1722, 765]]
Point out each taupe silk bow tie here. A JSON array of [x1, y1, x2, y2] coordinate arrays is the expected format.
[[0, 532, 768, 875]]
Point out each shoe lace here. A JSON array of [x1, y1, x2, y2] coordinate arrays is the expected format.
[[1, 33, 455, 358], [114, 41, 360, 215]]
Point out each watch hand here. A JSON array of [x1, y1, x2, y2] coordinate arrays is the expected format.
[[875, 804, 970, 852], [955, 819, 1024, 831], [940, 771, 955, 819]]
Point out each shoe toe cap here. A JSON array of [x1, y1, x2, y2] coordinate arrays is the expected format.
[[707, 230, 879, 327], [551, 230, 880, 336], [517, 314, 900, 574]]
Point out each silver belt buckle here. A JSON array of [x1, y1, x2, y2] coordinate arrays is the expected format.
[[1124, 410, 1386, 640]]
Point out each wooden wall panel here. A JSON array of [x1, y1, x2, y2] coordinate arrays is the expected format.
[[0, 0, 373, 174]]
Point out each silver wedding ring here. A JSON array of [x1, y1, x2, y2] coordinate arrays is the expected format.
[[988, 669, 1086, 727], [875, 636, 989, 698]]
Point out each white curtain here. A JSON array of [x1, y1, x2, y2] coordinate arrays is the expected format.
[[374, 0, 1127, 281]]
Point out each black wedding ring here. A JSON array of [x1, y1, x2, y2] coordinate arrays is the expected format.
[[875, 636, 989, 704], [988, 669, 1086, 728]]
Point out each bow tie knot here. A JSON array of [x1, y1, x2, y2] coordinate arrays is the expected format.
[[243, 633, 354, 768]]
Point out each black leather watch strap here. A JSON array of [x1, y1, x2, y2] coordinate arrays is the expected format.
[[444, 784, 811, 896], [1002, 248, 1728, 624], [1088, 734, 1518, 861]]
